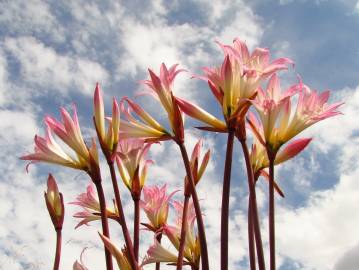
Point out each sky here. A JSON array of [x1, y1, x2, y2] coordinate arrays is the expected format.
[[0, 0, 359, 269]]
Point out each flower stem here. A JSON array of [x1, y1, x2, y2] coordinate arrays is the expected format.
[[239, 139, 266, 270], [178, 142, 209, 270], [248, 200, 256, 270], [221, 130, 235, 270], [268, 154, 276, 270], [93, 180, 114, 270], [133, 196, 140, 262], [108, 161, 138, 270], [155, 233, 163, 270], [176, 195, 190, 270], [53, 229, 62, 270]]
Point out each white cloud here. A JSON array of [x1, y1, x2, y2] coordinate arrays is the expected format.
[[0, 0, 65, 44], [3, 37, 109, 97]]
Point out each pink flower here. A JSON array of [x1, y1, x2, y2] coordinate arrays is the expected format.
[[197, 38, 294, 121], [115, 138, 153, 196], [140, 184, 177, 231], [250, 76, 343, 150], [70, 183, 117, 229], [142, 240, 178, 266], [21, 104, 99, 173], [93, 83, 120, 152], [120, 63, 185, 142], [119, 97, 170, 141], [44, 174, 64, 229], [99, 233, 132, 270]]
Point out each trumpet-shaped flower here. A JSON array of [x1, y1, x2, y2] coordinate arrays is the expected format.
[[116, 138, 153, 197], [142, 63, 185, 138], [21, 104, 99, 174], [45, 104, 90, 161], [70, 183, 118, 228], [140, 184, 177, 231], [142, 240, 178, 266], [21, 127, 87, 171], [119, 97, 171, 141], [250, 75, 343, 151], [99, 234, 132, 270], [44, 174, 64, 229], [196, 38, 293, 122], [93, 84, 120, 152], [143, 200, 200, 267]]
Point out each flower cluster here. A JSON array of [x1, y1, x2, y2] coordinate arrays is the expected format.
[[20, 36, 342, 270]]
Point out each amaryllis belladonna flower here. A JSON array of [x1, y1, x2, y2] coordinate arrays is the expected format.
[[140, 184, 177, 231], [21, 105, 99, 173], [249, 75, 343, 151], [93, 83, 120, 153], [45, 174, 65, 230], [70, 183, 118, 229], [119, 63, 185, 142], [115, 138, 153, 197], [73, 249, 90, 270], [176, 38, 293, 130], [143, 200, 200, 267]]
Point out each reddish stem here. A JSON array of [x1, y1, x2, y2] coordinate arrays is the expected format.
[[133, 196, 140, 261], [108, 162, 138, 270], [94, 180, 114, 270], [240, 139, 266, 270], [178, 142, 209, 270], [221, 130, 235, 270], [268, 155, 276, 270], [176, 195, 190, 270], [248, 200, 256, 270], [53, 229, 62, 270]]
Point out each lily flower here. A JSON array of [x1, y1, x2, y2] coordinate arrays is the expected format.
[[250, 75, 343, 151], [115, 138, 153, 197], [142, 200, 200, 268], [178, 38, 293, 131], [93, 83, 120, 153], [140, 184, 177, 231], [99, 234, 132, 270], [119, 97, 171, 141], [44, 174, 65, 230], [120, 63, 185, 143], [21, 127, 87, 171], [21, 104, 99, 174], [70, 183, 118, 229]]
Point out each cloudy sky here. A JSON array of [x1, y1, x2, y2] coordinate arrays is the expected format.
[[0, 0, 359, 269]]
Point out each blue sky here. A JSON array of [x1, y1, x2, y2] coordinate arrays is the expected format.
[[0, 0, 359, 269]]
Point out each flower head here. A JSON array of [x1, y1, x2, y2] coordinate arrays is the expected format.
[[44, 174, 64, 230], [140, 184, 177, 231], [250, 76, 343, 151], [21, 104, 99, 174], [70, 183, 118, 229], [119, 97, 171, 141], [197, 38, 293, 123], [120, 63, 185, 142], [116, 138, 153, 197]]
